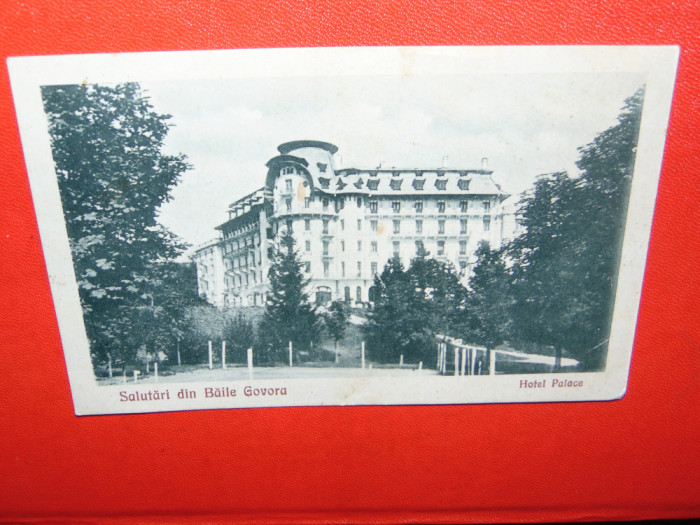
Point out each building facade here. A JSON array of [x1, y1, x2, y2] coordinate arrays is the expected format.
[[192, 140, 513, 308]]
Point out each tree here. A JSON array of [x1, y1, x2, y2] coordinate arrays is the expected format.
[[465, 241, 512, 351], [365, 251, 467, 365], [41, 83, 192, 372], [323, 300, 348, 363], [364, 256, 417, 363], [223, 313, 257, 364], [258, 230, 320, 363], [507, 88, 644, 371], [406, 247, 468, 350]]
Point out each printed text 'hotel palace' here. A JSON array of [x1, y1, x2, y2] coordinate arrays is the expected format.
[[191, 140, 520, 308]]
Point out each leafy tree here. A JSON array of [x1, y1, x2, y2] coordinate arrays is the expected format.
[[223, 313, 257, 364], [365, 256, 417, 363], [41, 83, 192, 372], [366, 251, 467, 365], [507, 88, 644, 371], [258, 230, 320, 363], [465, 241, 512, 351], [407, 247, 468, 350], [323, 300, 348, 363]]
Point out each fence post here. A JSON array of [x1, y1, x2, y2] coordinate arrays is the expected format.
[[133, 370, 140, 382], [177, 339, 181, 366], [461, 347, 467, 376], [454, 346, 459, 376], [222, 340, 227, 369], [419, 361, 423, 370], [108, 353, 113, 379], [489, 349, 496, 375], [361, 341, 366, 369], [247, 347, 254, 380], [436, 342, 441, 369], [471, 347, 478, 375], [208, 340, 213, 370], [400, 354, 404, 367], [289, 341, 293, 367], [154, 361, 158, 382]]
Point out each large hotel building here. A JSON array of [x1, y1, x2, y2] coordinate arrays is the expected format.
[[192, 140, 517, 308]]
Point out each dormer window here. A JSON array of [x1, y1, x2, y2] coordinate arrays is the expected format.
[[390, 179, 403, 190], [317, 162, 327, 173], [458, 179, 470, 191], [319, 177, 330, 189], [336, 178, 347, 190], [412, 178, 425, 190], [435, 179, 447, 191], [354, 178, 364, 189], [282, 166, 294, 175], [367, 179, 380, 191]]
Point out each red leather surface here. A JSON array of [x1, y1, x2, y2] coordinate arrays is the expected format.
[[0, 1, 698, 523]]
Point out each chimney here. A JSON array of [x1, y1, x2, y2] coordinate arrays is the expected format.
[[481, 157, 489, 170]]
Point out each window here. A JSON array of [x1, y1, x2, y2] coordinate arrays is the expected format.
[[459, 260, 467, 271], [323, 240, 329, 256], [357, 219, 362, 231], [341, 262, 345, 277], [305, 240, 311, 252], [357, 240, 362, 251], [390, 178, 403, 190], [460, 219, 468, 234], [370, 201, 378, 213], [370, 220, 378, 231], [393, 241, 400, 256], [356, 286, 362, 303], [458, 179, 470, 191], [414, 201, 423, 213], [392, 201, 401, 213], [286, 219, 293, 232], [437, 240, 445, 255], [371, 241, 378, 253], [282, 166, 294, 175], [341, 240, 345, 251], [319, 177, 330, 189], [323, 219, 329, 234], [483, 201, 491, 212], [412, 178, 425, 190], [305, 219, 311, 231], [435, 179, 447, 190], [367, 179, 379, 190], [285, 198, 292, 211], [344, 286, 351, 302], [357, 262, 362, 278], [393, 219, 401, 234], [304, 197, 310, 208], [323, 261, 329, 277], [340, 219, 344, 231], [371, 262, 378, 276], [437, 201, 446, 213], [459, 240, 467, 254], [460, 200, 468, 213], [415, 240, 424, 253], [285, 179, 293, 192], [438, 220, 445, 234], [322, 198, 329, 210], [335, 198, 345, 212], [483, 216, 491, 231], [357, 197, 363, 208], [416, 220, 423, 234]]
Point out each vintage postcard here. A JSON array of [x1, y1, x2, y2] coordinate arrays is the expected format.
[[9, 46, 678, 415]]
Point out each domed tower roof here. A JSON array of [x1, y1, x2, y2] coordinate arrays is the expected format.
[[277, 140, 338, 155]]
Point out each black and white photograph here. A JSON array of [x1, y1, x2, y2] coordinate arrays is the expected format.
[[9, 46, 678, 414]]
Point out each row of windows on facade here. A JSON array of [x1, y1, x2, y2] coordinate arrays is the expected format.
[[308, 237, 472, 256], [278, 189, 492, 215], [282, 173, 472, 193], [222, 233, 261, 253], [295, 216, 491, 235], [226, 270, 264, 289], [304, 249, 471, 280]]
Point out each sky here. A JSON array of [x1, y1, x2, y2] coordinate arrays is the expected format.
[[142, 71, 645, 248]]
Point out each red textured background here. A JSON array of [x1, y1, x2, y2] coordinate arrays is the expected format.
[[1, 1, 698, 523]]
